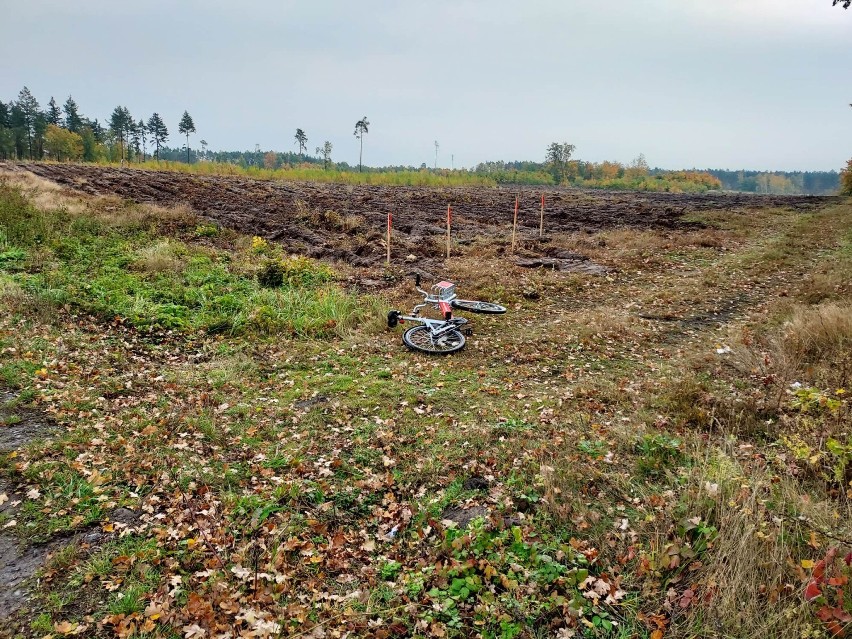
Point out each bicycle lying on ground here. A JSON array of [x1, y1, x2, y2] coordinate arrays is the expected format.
[[387, 274, 506, 354]]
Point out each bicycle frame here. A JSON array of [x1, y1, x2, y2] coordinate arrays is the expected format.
[[388, 275, 469, 336]]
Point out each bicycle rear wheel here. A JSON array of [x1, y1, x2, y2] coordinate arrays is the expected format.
[[402, 325, 465, 354], [451, 299, 507, 314]]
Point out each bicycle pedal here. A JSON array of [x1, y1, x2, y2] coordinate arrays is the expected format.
[[463, 328, 473, 336]]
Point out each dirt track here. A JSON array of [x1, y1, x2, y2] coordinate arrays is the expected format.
[[8, 163, 835, 267]]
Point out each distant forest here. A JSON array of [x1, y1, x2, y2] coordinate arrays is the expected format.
[[702, 169, 839, 196], [471, 160, 839, 195], [0, 86, 842, 195]]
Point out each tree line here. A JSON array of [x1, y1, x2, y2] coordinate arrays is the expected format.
[[1, 86, 844, 195], [473, 143, 840, 195], [703, 169, 839, 196], [0, 86, 370, 173], [0, 86, 199, 164]]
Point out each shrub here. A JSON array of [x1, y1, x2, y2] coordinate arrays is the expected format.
[[195, 223, 220, 237], [256, 260, 284, 288], [636, 432, 684, 477], [256, 257, 333, 289], [251, 236, 270, 254]]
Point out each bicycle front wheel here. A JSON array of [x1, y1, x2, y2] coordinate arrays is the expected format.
[[402, 325, 466, 354], [451, 299, 507, 314]]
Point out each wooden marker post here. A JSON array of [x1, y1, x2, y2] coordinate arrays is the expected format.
[[511, 194, 519, 254], [539, 193, 545, 238], [386, 211, 392, 266], [446, 204, 452, 259]]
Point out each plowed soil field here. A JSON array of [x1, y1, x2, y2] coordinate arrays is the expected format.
[[10, 163, 834, 267]]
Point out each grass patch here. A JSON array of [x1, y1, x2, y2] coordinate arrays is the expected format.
[[0, 181, 380, 337], [0, 174, 850, 638]]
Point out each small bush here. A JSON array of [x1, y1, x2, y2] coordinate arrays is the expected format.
[[256, 257, 333, 289], [0, 247, 27, 266], [636, 432, 683, 478], [195, 223, 220, 237], [655, 376, 712, 428], [256, 260, 284, 288], [804, 547, 852, 637], [251, 236, 270, 254]]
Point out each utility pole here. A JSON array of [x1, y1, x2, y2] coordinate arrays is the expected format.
[[434, 140, 439, 170], [451, 154, 454, 170]]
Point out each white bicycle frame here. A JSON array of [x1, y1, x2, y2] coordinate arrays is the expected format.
[[390, 278, 469, 337]]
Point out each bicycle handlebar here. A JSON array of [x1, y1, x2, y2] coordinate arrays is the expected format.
[[412, 273, 430, 298]]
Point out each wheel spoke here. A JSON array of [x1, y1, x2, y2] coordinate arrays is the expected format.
[[403, 325, 464, 353]]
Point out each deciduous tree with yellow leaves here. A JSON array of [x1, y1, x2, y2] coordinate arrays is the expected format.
[[44, 124, 83, 161]]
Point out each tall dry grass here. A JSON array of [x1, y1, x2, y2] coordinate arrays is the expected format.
[[731, 302, 852, 408], [664, 440, 850, 639]]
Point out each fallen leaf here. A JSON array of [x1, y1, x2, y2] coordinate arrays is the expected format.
[[804, 581, 822, 601], [183, 623, 206, 639]]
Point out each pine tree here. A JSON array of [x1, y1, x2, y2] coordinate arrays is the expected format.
[[178, 111, 196, 163], [16, 87, 41, 159], [63, 96, 83, 133], [88, 119, 105, 143], [294, 129, 308, 158], [46, 97, 62, 126], [109, 106, 133, 161], [136, 119, 147, 161], [33, 111, 48, 159], [354, 116, 369, 173], [147, 113, 168, 161], [129, 119, 143, 161]]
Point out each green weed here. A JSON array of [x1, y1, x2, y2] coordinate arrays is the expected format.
[[0, 184, 379, 338], [636, 432, 684, 478]]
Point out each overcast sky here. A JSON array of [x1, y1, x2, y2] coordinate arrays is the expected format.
[[2, 0, 850, 171]]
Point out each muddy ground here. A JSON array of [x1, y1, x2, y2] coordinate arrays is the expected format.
[[0, 392, 57, 619], [7, 163, 835, 268], [0, 393, 141, 625]]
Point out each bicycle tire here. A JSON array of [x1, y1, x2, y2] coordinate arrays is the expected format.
[[451, 299, 507, 314], [402, 325, 466, 354]]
